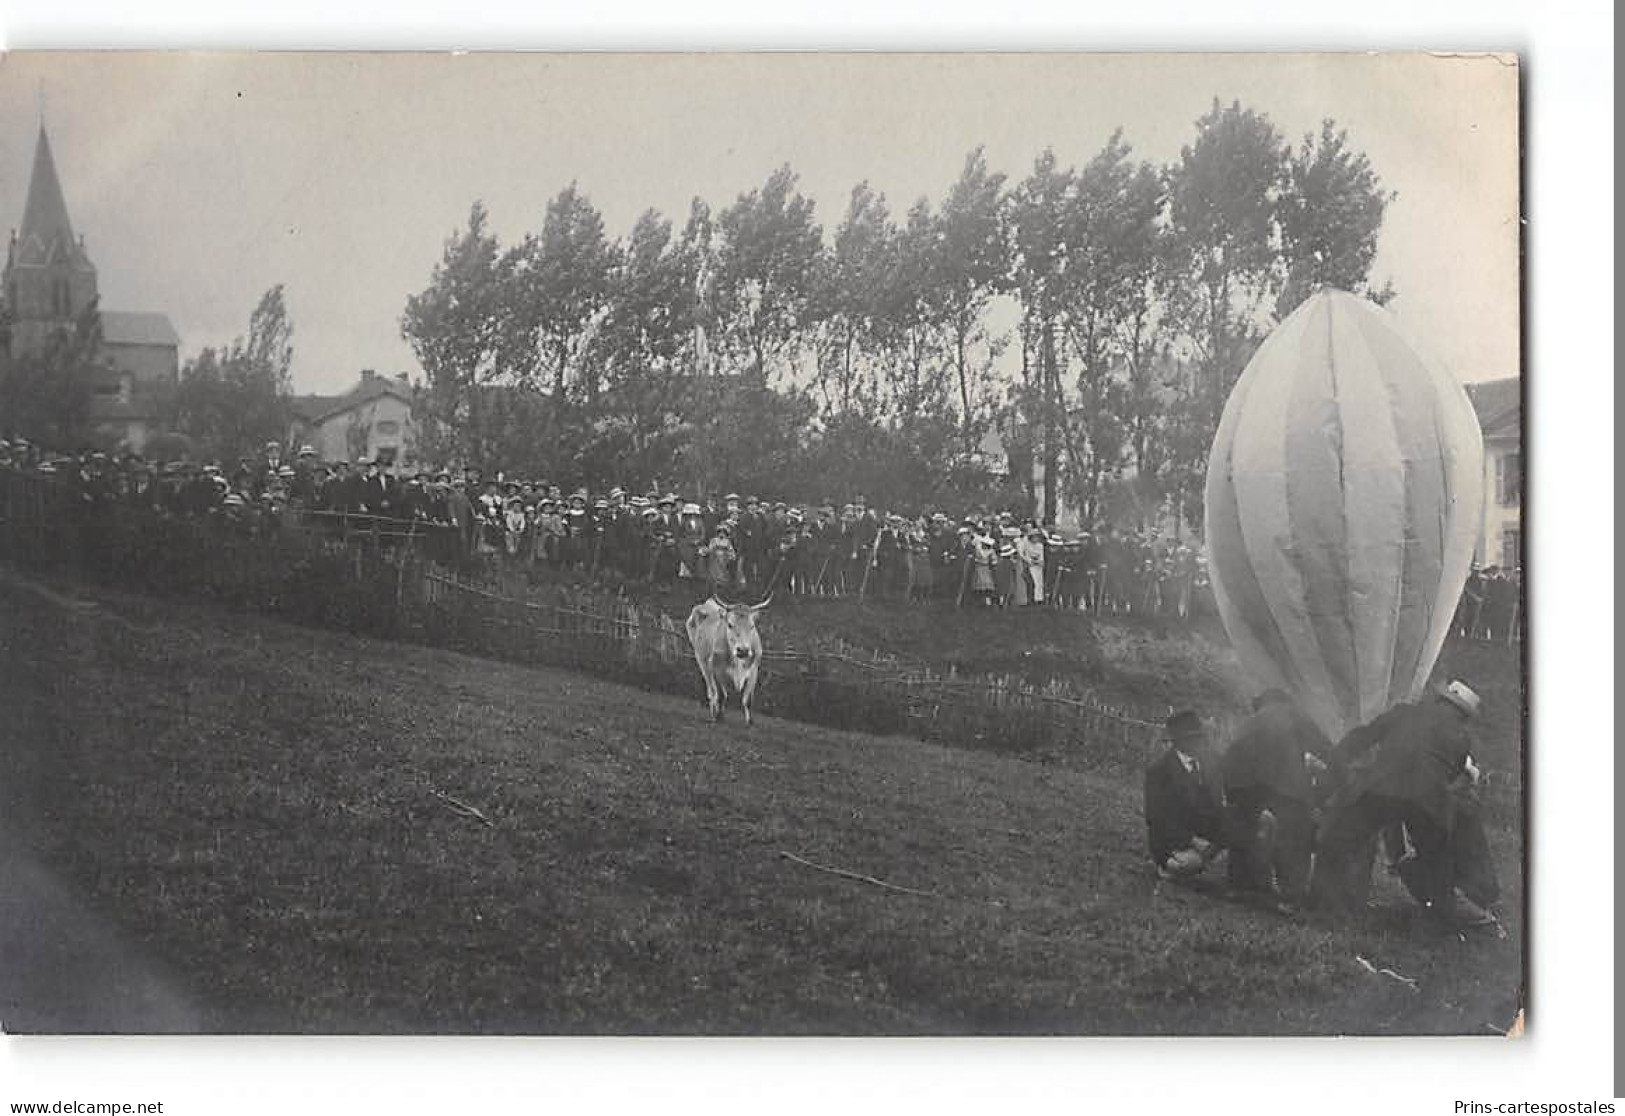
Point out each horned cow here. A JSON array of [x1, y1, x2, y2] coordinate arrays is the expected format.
[[684, 594, 771, 724]]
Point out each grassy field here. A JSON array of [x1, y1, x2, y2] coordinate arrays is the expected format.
[[0, 568, 1523, 1035]]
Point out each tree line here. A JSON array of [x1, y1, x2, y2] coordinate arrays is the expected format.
[[400, 99, 1393, 529], [1, 98, 1393, 535]]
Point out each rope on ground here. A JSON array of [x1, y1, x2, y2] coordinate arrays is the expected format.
[[778, 850, 937, 898]]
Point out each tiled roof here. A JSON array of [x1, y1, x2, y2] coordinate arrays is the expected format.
[[1464, 377, 1520, 437], [101, 310, 181, 348], [291, 374, 414, 425], [289, 393, 345, 423]]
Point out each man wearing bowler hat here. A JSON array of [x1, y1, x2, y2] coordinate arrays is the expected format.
[[1144, 710, 1234, 880]]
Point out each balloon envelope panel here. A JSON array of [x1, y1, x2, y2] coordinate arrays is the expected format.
[[1203, 289, 1484, 739]]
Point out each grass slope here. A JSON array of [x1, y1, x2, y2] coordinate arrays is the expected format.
[[0, 572, 1522, 1035]]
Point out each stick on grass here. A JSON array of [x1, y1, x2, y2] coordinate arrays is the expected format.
[[778, 850, 936, 898], [430, 788, 495, 828]]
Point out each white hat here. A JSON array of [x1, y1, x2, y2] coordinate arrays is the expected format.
[[1437, 680, 1482, 718]]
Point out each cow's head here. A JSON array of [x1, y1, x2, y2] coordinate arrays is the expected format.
[[713, 594, 770, 662]]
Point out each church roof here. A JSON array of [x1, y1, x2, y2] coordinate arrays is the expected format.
[[101, 310, 181, 348], [12, 126, 93, 270]]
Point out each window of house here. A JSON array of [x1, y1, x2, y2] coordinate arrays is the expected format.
[[1501, 527, 1520, 571], [375, 420, 400, 437], [1496, 451, 1520, 507], [375, 446, 398, 467]]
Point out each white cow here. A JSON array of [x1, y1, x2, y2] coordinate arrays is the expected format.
[[684, 594, 770, 724]]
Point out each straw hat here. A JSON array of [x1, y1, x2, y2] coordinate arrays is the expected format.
[[1436, 680, 1482, 718]]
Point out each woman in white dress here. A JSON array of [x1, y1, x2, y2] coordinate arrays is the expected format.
[[1019, 524, 1047, 605]]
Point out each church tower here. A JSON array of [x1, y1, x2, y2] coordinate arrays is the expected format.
[[3, 123, 179, 452], [5, 125, 100, 357]]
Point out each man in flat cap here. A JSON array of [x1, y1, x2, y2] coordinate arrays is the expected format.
[[1312, 680, 1497, 929]]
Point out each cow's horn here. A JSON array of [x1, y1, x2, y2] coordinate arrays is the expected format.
[[750, 594, 773, 611]]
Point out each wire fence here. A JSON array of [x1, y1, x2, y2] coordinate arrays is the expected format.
[[0, 469, 1191, 768]]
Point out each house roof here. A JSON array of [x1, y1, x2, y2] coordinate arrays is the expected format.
[[1464, 376, 1520, 439], [101, 310, 181, 348], [291, 373, 414, 426]]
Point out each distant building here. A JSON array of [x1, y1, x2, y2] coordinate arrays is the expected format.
[[1465, 376, 1522, 571], [3, 125, 181, 452], [289, 370, 418, 468]]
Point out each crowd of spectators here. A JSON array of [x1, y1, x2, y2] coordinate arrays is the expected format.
[[1455, 563, 1522, 644], [0, 436, 1518, 636], [0, 438, 1209, 617]]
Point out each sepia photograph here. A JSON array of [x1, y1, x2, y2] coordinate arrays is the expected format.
[[0, 49, 1528, 1044]]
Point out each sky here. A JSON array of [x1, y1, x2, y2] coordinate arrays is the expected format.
[[0, 52, 1521, 396]]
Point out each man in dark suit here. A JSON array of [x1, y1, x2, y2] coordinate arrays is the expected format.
[[1220, 690, 1333, 900], [1145, 710, 1233, 879], [443, 475, 476, 567], [357, 457, 390, 515], [325, 461, 361, 515]]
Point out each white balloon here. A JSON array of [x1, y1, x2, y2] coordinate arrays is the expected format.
[[1204, 290, 1485, 739]]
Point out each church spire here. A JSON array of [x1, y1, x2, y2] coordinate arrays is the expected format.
[[18, 125, 80, 263], [6, 123, 97, 342]]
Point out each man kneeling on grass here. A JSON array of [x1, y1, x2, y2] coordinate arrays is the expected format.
[[1145, 710, 1236, 880], [1219, 689, 1333, 903]]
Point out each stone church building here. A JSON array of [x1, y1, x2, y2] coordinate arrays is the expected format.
[[4, 125, 180, 452]]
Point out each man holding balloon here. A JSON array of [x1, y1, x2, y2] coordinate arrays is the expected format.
[[1218, 689, 1333, 903], [1312, 680, 1500, 930], [1201, 289, 1506, 932]]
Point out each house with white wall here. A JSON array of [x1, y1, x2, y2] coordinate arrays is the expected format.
[[289, 371, 417, 469], [1464, 377, 1521, 570]]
